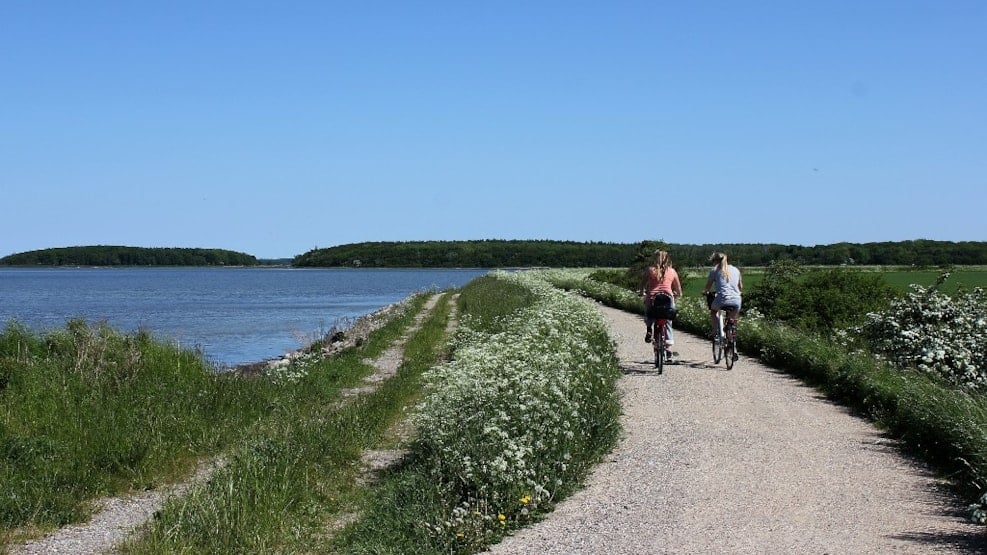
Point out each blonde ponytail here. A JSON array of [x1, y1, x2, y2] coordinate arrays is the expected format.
[[711, 252, 730, 283], [655, 250, 671, 283]]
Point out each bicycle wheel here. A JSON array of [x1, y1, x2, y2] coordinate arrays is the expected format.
[[723, 321, 738, 369]]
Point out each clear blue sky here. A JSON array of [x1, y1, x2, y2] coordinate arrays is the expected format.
[[2, 1, 984, 259]]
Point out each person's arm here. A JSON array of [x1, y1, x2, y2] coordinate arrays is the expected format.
[[702, 275, 713, 295], [672, 274, 683, 297]]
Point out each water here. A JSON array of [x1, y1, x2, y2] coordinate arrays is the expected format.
[[0, 267, 488, 367]]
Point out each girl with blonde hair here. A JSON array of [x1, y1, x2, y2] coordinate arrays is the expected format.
[[639, 250, 682, 360], [702, 252, 743, 343]]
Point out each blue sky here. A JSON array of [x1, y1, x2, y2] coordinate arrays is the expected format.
[[2, 1, 984, 259]]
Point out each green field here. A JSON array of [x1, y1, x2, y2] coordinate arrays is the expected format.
[[879, 269, 987, 294]]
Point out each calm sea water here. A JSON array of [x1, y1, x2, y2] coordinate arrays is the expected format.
[[0, 267, 487, 367]]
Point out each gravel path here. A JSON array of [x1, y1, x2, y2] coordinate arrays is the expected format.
[[487, 304, 986, 554], [7, 459, 224, 555]]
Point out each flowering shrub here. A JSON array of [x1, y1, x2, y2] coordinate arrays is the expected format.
[[848, 282, 987, 390], [970, 492, 987, 524], [413, 270, 621, 544]]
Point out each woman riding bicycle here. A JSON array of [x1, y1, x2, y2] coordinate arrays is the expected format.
[[702, 251, 743, 341], [639, 250, 682, 359]]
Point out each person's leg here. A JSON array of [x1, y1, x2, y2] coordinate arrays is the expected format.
[[665, 298, 676, 347], [726, 307, 740, 323], [663, 320, 675, 360], [709, 309, 721, 341]]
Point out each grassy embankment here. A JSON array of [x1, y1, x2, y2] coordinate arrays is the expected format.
[[122, 292, 454, 553], [0, 295, 428, 548], [540, 268, 987, 507], [127, 271, 621, 553], [3, 272, 622, 553]]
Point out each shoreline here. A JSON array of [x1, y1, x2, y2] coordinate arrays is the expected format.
[[230, 300, 409, 377]]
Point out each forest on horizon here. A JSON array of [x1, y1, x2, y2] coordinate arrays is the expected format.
[[3, 240, 986, 268], [293, 239, 987, 268], [0, 246, 258, 267]]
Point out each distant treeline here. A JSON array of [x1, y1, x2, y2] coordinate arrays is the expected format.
[[293, 240, 634, 268], [0, 246, 258, 267], [292, 239, 987, 268], [6, 239, 985, 268], [669, 240, 987, 267]]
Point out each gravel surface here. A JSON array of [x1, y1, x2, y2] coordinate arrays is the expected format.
[[7, 458, 224, 555], [487, 304, 986, 554]]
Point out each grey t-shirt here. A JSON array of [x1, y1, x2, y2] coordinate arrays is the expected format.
[[709, 265, 742, 307]]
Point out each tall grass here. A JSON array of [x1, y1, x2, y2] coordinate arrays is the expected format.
[[1, 293, 427, 547], [0, 320, 277, 537], [121, 292, 444, 553]]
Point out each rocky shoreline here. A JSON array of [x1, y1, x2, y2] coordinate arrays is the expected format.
[[231, 300, 409, 378]]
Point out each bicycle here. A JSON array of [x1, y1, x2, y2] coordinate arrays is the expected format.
[[647, 293, 677, 374], [705, 292, 739, 370]]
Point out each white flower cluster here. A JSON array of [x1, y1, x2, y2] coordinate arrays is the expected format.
[[850, 285, 987, 390], [414, 270, 619, 538], [970, 492, 987, 524], [262, 351, 322, 385]]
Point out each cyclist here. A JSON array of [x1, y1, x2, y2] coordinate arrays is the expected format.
[[702, 252, 743, 349], [638, 250, 682, 360]]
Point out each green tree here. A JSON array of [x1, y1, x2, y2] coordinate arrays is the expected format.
[[746, 259, 805, 317]]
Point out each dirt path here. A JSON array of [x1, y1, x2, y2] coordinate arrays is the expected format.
[[487, 304, 986, 554]]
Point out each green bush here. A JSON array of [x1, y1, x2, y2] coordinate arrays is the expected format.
[[744, 259, 804, 317], [749, 266, 899, 333], [586, 268, 635, 290]]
